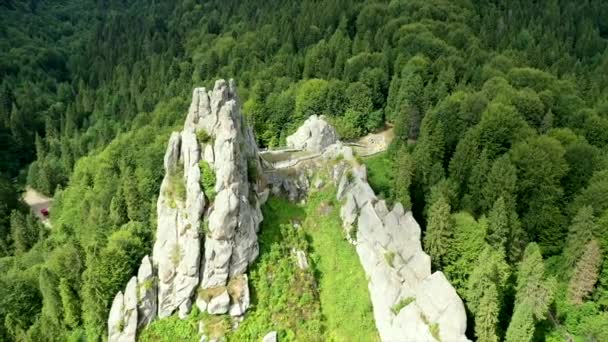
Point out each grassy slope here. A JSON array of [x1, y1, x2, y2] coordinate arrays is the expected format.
[[363, 152, 394, 200], [141, 186, 377, 341], [303, 187, 379, 342]]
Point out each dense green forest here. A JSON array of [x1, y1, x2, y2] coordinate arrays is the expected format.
[[2, 0, 608, 340]]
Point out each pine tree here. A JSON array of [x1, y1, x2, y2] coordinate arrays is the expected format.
[[486, 197, 509, 250], [505, 304, 535, 342], [393, 148, 414, 209], [475, 282, 500, 342], [569, 239, 602, 304], [59, 278, 80, 328], [481, 154, 517, 212], [466, 246, 510, 315], [39, 268, 63, 325], [563, 206, 597, 267], [424, 195, 453, 269], [506, 243, 555, 341]]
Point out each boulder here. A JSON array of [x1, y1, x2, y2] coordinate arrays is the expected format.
[[286, 115, 338, 152], [262, 331, 278, 342], [295, 250, 309, 270], [229, 275, 250, 317], [207, 290, 230, 315]]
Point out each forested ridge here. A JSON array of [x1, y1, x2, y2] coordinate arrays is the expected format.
[[2, 0, 608, 341]]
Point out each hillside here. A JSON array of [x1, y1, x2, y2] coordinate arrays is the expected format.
[[1, 0, 608, 341]]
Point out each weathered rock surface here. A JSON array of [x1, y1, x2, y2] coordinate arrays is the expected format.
[[262, 331, 278, 342], [207, 290, 230, 314], [286, 115, 338, 152], [108, 80, 263, 340], [193, 80, 263, 291], [108, 277, 138, 342], [333, 152, 469, 342], [286, 119, 468, 342], [153, 128, 203, 318], [228, 275, 251, 317], [137, 256, 157, 328]]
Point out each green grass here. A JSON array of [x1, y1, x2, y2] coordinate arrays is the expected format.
[[363, 152, 394, 200], [233, 188, 378, 341], [391, 297, 415, 315], [230, 197, 323, 341], [143, 187, 378, 341], [303, 188, 379, 342], [139, 309, 201, 342]]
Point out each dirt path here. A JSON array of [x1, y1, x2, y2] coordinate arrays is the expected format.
[[350, 126, 394, 156], [22, 186, 52, 227]]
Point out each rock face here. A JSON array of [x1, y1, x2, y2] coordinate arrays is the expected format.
[[108, 80, 263, 341], [286, 115, 338, 152], [191, 80, 263, 312], [329, 146, 469, 342], [137, 256, 156, 328], [108, 277, 138, 342]]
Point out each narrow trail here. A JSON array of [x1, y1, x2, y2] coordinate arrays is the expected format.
[[260, 126, 394, 171], [22, 186, 52, 228]]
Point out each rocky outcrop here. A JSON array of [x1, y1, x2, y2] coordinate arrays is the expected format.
[[108, 80, 263, 341], [191, 80, 263, 314], [108, 277, 138, 342], [136, 256, 156, 328], [328, 145, 469, 342], [286, 115, 338, 152]]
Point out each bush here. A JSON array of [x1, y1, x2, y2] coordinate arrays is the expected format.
[[196, 130, 213, 144], [199, 161, 216, 202]]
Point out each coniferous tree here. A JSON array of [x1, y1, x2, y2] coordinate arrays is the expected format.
[[475, 282, 500, 342], [569, 239, 602, 304], [393, 148, 414, 209], [424, 195, 453, 269]]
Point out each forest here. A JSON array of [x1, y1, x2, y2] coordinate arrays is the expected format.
[[2, 0, 608, 341]]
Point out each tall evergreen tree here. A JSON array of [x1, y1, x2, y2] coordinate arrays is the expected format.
[[424, 195, 453, 269]]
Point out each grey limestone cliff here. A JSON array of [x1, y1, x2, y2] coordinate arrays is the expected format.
[[108, 80, 263, 341]]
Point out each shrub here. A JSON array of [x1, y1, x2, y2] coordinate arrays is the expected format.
[[199, 160, 216, 202], [196, 130, 213, 144], [247, 158, 258, 185]]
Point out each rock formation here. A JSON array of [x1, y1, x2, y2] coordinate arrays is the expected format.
[[282, 119, 469, 341], [327, 146, 469, 342], [286, 115, 338, 152], [108, 80, 264, 341]]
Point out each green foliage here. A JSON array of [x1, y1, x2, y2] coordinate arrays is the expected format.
[[391, 297, 415, 315], [424, 195, 453, 269], [233, 189, 377, 341], [196, 130, 213, 145], [569, 240, 602, 304], [363, 152, 394, 200], [3, 0, 608, 339], [199, 160, 216, 202], [167, 163, 186, 203]]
